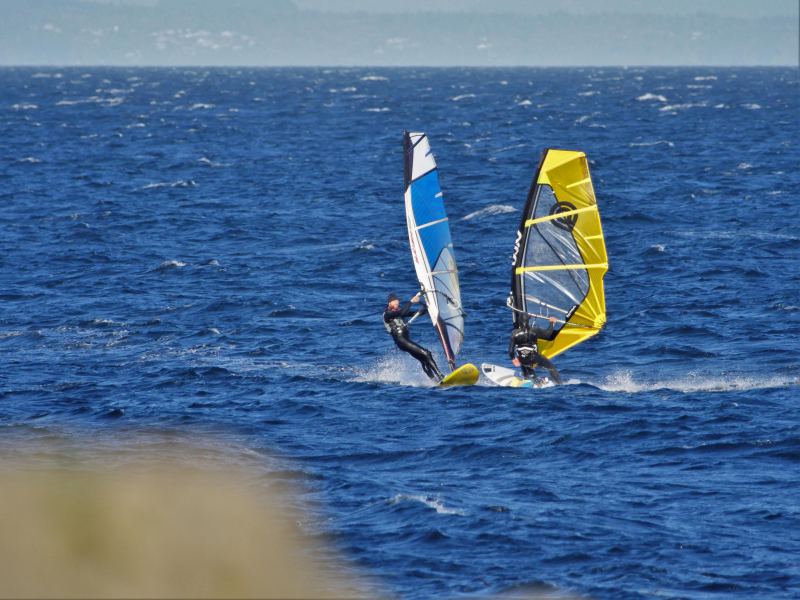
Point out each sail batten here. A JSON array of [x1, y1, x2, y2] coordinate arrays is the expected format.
[[404, 131, 465, 370], [509, 149, 609, 360]]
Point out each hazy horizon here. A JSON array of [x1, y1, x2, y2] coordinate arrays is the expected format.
[[1, 0, 797, 66]]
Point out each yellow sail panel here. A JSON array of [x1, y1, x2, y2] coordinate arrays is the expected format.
[[509, 149, 609, 360]]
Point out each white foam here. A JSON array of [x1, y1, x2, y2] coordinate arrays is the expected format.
[[142, 180, 197, 189], [197, 157, 228, 168], [17, 157, 42, 163], [629, 140, 674, 148], [516, 99, 532, 106], [188, 103, 215, 110], [578, 90, 600, 96], [355, 239, 375, 250], [350, 355, 436, 388], [737, 162, 753, 170], [461, 204, 516, 221], [390, 494, 466, 516], [637, 93, 667, 102], [591, 370, 797, 394], [742, 103, 762, 110], [55, 96, 124, 107], [451, 94, 476, 102], [659, 102, 706, 112], [363, 107, 390, 112], [360, 75, 388, 81], [694, 75, 717, 81], [11, 103, 38, 110], [650, 244, 666, 252], [157, 260, 188, 269]]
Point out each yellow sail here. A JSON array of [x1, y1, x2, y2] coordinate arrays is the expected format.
[[510, 149, 608, 359]]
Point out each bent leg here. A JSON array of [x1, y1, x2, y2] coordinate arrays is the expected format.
[[394, 337, 442, 381], [535, 355, 562, 384], [520, 363, 537, 380]]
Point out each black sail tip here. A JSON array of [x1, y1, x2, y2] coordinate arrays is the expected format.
[[403, 131, 413, 190]]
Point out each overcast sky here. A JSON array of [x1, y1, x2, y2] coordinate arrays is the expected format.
[[1, 0, 797, 66]]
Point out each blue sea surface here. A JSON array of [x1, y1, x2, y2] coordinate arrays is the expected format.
[[1, 66, 799, 599]]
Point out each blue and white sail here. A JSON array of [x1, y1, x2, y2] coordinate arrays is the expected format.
[[403, 131, 464, 370]]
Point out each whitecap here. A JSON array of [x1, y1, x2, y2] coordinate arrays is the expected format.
[[737, 162, 753, 170], [650, 244, 666, 252], [17, 157, 42, 164], [461, 204, 517, 221], [575, 114, 591, 124], [659, 102, 706, 112], [593, 370, 796, 394], [142, 179, 197, 190], [742, 103, 762, 110], [360, 75, 388, 81], [355, 240, 375, 250], [11, 103, 38, 110], [629, 140, 674, 148], [636, 93, 667, 102], [157, 260, 188, 269], [197, 157, 228, 168], [516, 99, 532, 106], [578, 90, 600, 96], [694, 75, 717, 81], [189, 103, 215, 110], [451, 94, 476, 102], [363, 107, 390, 112], [390, 494, 466, 516]]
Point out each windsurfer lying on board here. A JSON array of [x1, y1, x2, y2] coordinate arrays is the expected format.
[[383, 292, 444, 382], [509, 314, 563, 385]]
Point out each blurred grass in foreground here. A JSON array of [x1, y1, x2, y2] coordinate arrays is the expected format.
[[0, 430, 366, 599]]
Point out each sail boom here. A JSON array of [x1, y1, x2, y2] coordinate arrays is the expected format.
[[516, 263, 608, 274], [524, 205, 597, 227]]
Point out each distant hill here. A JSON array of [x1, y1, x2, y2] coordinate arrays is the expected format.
[[1, 0, 796, 65]]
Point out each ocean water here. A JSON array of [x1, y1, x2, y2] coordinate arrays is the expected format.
[[1, 66, 799, 599]]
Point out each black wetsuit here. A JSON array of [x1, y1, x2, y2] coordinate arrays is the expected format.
[[383, 301, 443, 381], [508, 322, 562, 384]]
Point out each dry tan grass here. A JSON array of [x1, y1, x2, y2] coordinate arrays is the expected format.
[[0, 435, 366, 599]]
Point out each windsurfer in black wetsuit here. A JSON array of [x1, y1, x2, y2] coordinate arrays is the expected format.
[[509, 314, 562, 384], [383, 292, 444, 382]]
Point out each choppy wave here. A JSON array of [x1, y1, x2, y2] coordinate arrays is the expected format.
[[142, 179, 197, 189], [629, 140, 674, 147], [451, 94, 476, 102], [390, 494, 466, 516], [637, 93, 667, 102], [592, 371, 797, 394], [350, 356, 437, 388], [461, 204, 516, 221], [660, 102, 707, 112]]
